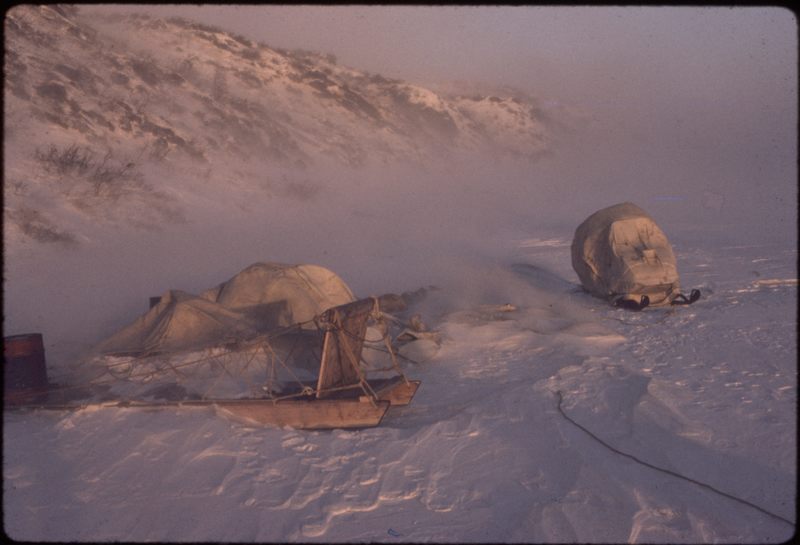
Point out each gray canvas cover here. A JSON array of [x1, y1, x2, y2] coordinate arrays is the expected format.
[[95, 263, 356, 355], [571, 202, 680, 306]]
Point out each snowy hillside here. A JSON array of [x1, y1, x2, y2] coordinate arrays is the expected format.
[[4, 5, 552, 247]]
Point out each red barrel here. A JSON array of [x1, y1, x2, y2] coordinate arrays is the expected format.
[[4, 333, 49, 405]]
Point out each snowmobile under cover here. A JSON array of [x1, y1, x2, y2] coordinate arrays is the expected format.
[[571, 202, 699, 309]]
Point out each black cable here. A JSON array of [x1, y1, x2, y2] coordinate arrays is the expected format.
[[554, 390, 795, 528]]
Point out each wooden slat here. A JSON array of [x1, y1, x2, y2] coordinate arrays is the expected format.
[[6, 398, 392, 430], [375, 379, 421, 406], [214, 398, 390, 429], [316, 298, 375, 398]]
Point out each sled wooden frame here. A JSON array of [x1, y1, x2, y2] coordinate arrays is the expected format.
[[4, 298, 421, 430], [6, 379, 421, 430]]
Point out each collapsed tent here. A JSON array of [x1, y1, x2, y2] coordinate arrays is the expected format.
[[200, 263, 355, 330], [95, 263, 355, 355], [74, 264, 424, 425], [94, 290, 259, 355], [571, 202, 699, 309]]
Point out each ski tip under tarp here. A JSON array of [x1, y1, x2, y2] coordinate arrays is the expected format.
[[613, 289, 700, 311], [671, 289, 701, 306], [614, 295, 650, 311]]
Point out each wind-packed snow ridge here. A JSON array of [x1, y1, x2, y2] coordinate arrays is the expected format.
[[554, 390, 796, 529]]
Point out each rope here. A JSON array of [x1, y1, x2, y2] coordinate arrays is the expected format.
[[370, 304, 409, 385], [554, 390, 795, 528], [202, 343, 262, 399], [238, 343, 266, 398], [319, 308, 380, 405], [262, 337, 309, 391], [361, 302, 414, 381], [199, 360, 229, 400]]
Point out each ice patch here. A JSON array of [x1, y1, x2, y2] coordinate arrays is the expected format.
[[518, 238, 570, 248], [752, 278, 798, 287]]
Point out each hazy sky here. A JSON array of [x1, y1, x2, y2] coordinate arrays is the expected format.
[[82, 5, 795, 106]]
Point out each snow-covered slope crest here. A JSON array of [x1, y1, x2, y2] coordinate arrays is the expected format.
[[5, 5, 550, 169], [4, 4, 553, 247]]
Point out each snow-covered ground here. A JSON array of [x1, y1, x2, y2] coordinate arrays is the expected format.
[[4, 228, 795, 542], [3, 5, 796, 543]]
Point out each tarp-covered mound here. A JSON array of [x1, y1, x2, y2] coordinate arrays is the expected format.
[[571, 202, 680, 306], [200, 263, 355, 329], [94, 290, 259, 356], [95, 263, 356, 356]]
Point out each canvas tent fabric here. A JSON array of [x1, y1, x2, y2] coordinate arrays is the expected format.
[[571, 202, 681, 306], [200, 263, 355, 329], [94, 290, 259, 355], [94, 263, 356, 356]]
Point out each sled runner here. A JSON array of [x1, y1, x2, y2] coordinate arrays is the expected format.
[[670, 289, 701, 306], [612, 288, 700, 311], [614, 295, 650, 311]]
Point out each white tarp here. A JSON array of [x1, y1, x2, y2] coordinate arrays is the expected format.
[[200, 263, 355, 329], [94, 263, 355, 355], [571, 202, 681, 306]]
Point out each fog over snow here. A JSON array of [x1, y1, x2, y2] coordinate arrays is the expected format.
[[3, 5, 797, 543]]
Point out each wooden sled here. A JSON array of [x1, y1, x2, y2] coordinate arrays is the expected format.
[[374, 378, 421, 406], [6, 397, 391, 430], [213, 397, 391, 429], [5, 298, 421, 430], [4, 383, 421, 429]]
